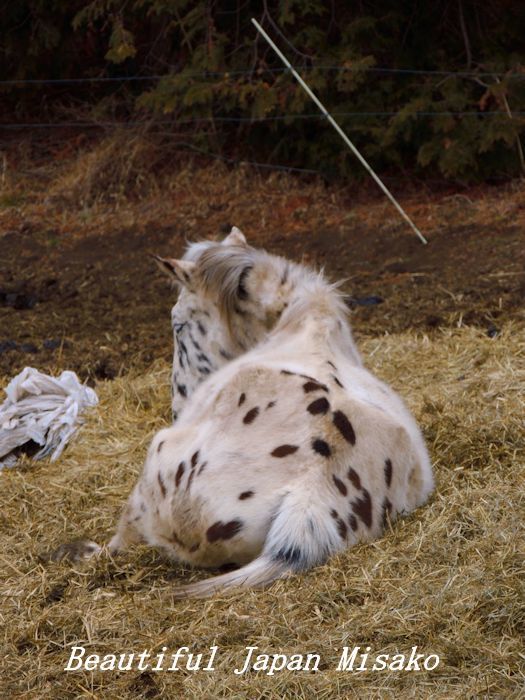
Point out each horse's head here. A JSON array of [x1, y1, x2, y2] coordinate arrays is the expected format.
[[157, 227, 361, 420], [156, 228, 260, 419]]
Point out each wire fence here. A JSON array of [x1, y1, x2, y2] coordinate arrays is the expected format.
[[1, 65, 525, 86], [1, 111, 523, 130], [3, 62, 523, 129], [3, 62, 523, 128], [166, 139, 320, 174], [2, 64, 523, 179], [0, 128, 517, 182]]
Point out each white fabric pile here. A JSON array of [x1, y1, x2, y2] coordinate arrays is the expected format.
[[0, 367, 98, 469]]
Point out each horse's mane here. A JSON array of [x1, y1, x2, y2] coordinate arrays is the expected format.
[[196, 242, 346, 328], [196, 243, 264, 322]]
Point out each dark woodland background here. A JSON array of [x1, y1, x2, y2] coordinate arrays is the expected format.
[[2, 0, 525, 181]]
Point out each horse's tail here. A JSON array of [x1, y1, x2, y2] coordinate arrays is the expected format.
[[172, 483, 342, 599]]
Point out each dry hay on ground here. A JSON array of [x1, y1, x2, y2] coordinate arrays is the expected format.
[[47, 131, 167, 206], [1, 324, 523, 699]]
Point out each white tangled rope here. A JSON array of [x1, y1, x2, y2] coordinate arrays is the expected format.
[[0, 367, 98, 469]]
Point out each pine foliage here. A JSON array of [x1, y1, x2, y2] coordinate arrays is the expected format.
[[2, 1, 525, 181]]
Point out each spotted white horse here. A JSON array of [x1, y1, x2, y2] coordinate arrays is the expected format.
[[53, 233, 434, 598]]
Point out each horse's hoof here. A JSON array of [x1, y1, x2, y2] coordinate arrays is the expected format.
[[42, 539, 101, 563]]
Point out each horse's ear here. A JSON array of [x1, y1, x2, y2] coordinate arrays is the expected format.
[[222, 226, 247, 247], [153, 255, 196, 287]]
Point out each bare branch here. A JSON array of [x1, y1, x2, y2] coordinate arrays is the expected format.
[[262, 0, 312, 63], [458, 0, 472, 70], [493, 74, 525, 177]]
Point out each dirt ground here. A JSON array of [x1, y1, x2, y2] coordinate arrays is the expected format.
[[1, 150, 524, 385]]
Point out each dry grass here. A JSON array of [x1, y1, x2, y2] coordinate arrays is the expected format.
[[4, 139, 525, 249], [48, 131, 166, 205], [1, 323, 523, 698]]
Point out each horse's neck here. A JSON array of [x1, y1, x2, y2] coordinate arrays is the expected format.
[[259, 300, 362, 369], [231, 316, 268, 353], [172, 297, 234, 378], [330, 318, 363, 367]]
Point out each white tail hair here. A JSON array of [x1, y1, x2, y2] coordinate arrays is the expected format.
[[173, 479, 342, 598]]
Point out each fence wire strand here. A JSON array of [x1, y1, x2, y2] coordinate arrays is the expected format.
[[2, 65, 525, 86], [1, 110, 524, 130]]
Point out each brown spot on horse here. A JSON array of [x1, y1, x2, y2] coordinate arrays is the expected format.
[[307, 397, 330, 415], [348, 514, 358, 531], [271, 445, 299, 458], [303, 380, 329, 394], [347, 467, 361, 490], [337, 517, 348, 540], [312, 438, 331, 457], [384, 458, 393, 487], [175, 461, 185, 488], [206, 519, 243, 542], [333, 410, 356, 445], [157, 473, 167, 499], [352, 488, 372, 528], [243, 407, 260, 424], [332, 475, 348, 496]]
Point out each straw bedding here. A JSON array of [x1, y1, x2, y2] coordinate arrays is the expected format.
[[1, 324, 523, 698]]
